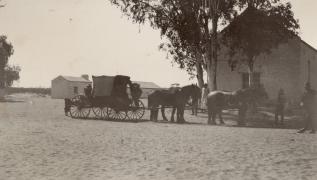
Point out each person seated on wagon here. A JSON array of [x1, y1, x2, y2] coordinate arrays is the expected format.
[[84, 84, 92, 99], [131, 83, 142, 106]]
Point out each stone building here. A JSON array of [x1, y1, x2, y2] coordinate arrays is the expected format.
[[51, 75, 91, 99], [216, 38, 317, 103]]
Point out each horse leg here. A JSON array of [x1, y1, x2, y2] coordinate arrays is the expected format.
[[212, 112, 217, 125], [171, 107, 176, 122], [208, 109, 216, 125], [161, 106, 168, 121], [177, 106, 185, 123], [181, 106, 186, 123], [150, 108, 158, 121], [218, 109, 225, 124], [150, 109, 153, 121]]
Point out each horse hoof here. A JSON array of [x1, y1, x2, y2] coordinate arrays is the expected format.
[[208, 122, 216, 125]]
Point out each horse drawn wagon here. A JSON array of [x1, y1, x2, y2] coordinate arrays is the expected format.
[[68, 75, 145, 121]]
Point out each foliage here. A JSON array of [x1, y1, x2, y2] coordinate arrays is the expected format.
[[110, 0, 299, 89], [0, 36, 14, 64], [0, 35, 20, 88], [5, 65, 21, 87], [221, 1, 299, 70], [110, 0, 240, 89]]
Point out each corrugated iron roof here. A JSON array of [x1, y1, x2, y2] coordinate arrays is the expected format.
[[61, 76, 91, 82], [133, 81, 161, 89]]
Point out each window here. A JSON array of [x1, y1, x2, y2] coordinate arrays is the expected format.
[[241, 72, 261, 88], [73, 86, 78, 94]]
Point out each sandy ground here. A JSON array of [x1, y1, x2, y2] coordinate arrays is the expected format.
[[0, 94, 317, 180]]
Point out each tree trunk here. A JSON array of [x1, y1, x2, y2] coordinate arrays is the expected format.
[[211, 17, 218, 91], [206, 40, 214, 91], [0, 62, 5, 99], [196, 62, 204, 88], [248, 57, 255, 88], [195, 52, 204, 88], [0, 49, 7, 99]]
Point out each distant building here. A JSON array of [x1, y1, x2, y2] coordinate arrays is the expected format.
[[133, 81, 161, 98], [51, 75, 91, 99]]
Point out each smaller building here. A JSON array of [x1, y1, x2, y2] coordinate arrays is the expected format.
[[133, 81, 161, 98], [51, 75, 91, 99]]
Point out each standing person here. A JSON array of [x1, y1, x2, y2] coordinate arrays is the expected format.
[[64, 98, 71, 116], [201, 84, 208, 112], [238, 102, 247, 126], [275, 88, 286, 125], [298, 82, 316, 133], [191, 89, 201, 116]]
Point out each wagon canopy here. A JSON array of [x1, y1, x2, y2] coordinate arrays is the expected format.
[[92, 75, 114, 97], [92, 75, 131, 98]]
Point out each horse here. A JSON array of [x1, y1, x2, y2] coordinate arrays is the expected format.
[[148, 84, 201, 123], [206, 86, 268, 125]]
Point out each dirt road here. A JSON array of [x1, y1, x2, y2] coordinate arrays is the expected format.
[[0, 94, 316, 180]]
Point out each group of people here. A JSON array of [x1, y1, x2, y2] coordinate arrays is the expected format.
[[274, 82, 316, 133], [191, 82, 316, 134], [65, 82, 316, 133]]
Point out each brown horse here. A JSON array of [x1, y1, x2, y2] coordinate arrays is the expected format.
[[206, 86, 268, 125], [148, 84, 201, 123]]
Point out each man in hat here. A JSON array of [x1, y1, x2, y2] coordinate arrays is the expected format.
[[298, 82, 316, 133], [84, 84, 92, 99]]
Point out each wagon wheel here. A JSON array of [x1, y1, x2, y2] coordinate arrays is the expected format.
[[92, 107, 109, 119], [126, 100, 145, 120], [108, 107, 127, 120], [69, 95, 91, 119]]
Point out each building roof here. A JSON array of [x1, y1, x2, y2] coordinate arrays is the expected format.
[[133, 81, 161, 89], [220, 6, 317, 55], [57, 75, 91, 83], [300, 39, 317, 53]]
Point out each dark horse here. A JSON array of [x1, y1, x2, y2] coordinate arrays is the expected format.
[[148, 84, 201, 123], [207, 86, 268, 125]]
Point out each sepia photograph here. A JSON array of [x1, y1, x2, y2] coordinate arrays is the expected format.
[[0, 0, 316, 179]]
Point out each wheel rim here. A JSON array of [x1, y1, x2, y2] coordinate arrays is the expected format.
[[92, 107, 109, 119], [108, 108, 127, 120], [69, 95, 91, 119], [127, 100, 145, 120], [70, 105, 90, 119]]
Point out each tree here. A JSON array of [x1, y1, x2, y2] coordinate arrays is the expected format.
[[222, 1, 299, 87], [0, 36, 20, 98], [5, 65, 20, 87], [110, 0, 240, 90]]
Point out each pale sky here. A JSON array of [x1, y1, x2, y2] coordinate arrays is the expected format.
[[0, 0, 316, 88]]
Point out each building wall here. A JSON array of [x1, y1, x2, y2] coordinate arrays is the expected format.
[[51, 77, 68, 99], [217, 39, 302, 102], [66, 81, 91, 98], [299, 42, 317, 94], [51, 77, 91, 99]]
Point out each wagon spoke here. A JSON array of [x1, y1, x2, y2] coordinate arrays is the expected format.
[[108, 108, 127, 120], [126, 100, 145, 121]]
